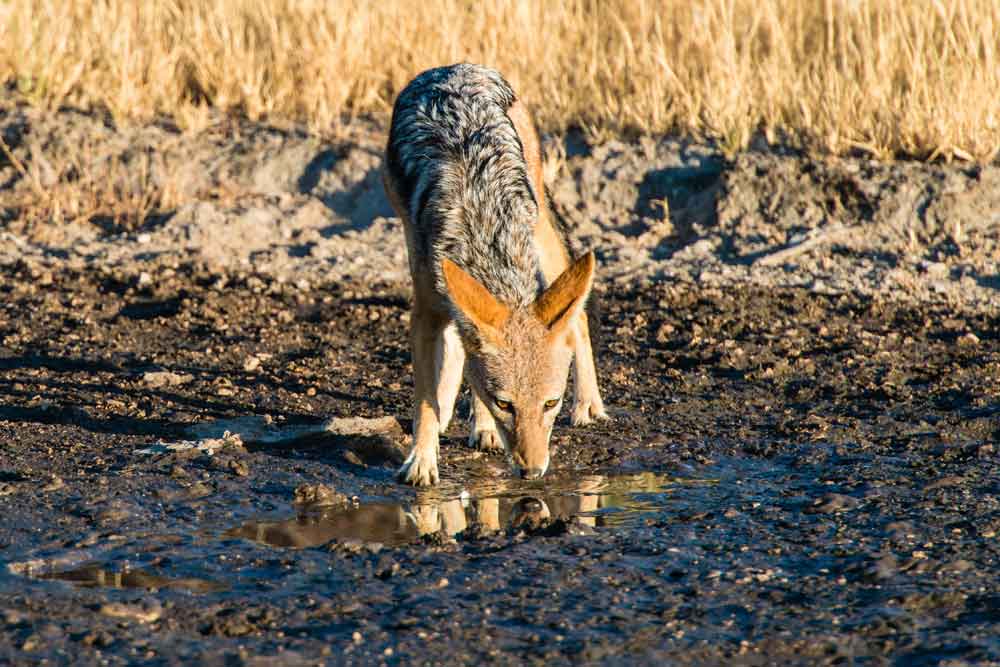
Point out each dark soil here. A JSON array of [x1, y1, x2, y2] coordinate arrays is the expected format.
[[1, 259, 998, 666]]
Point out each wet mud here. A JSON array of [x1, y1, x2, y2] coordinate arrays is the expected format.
[[1, 259, 998, 665]]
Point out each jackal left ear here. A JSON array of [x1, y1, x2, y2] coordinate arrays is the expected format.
[[441, 258, 510, 344], [533, 252, 595, 336]]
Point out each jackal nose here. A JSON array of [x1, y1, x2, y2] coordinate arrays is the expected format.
[[520, 467, 545, 480]]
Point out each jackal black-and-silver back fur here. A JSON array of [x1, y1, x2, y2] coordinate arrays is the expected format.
[[386, 64, 541, 307]]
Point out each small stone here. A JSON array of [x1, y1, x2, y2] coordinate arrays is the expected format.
[[805, 493, 859, 514], [924, 475, 966, 491], [41, 476, 65, 492], [342, 450, 364, 466], [867, 554, 898, 581], [186, 482, 212, 499], [294, 483, 347, 509], [227, 460, 250, 477], [2, 609, 25, 625], [941, 559, 975, 573], [655, 322, 675, 344], [323, 416, 404, 437], [100, 601, 162, 623], [142, 371, 193, 388], [958, 332, 980, 346]]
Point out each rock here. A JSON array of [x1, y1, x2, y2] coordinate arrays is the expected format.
[[186, 482, 213, 499], [342, 450, 365, 466], [99, 600, 162, 623], [293, 483, 347, 510], [227, 459, 250, 477], [137, 432, 245, 456], [142, 371, 194, 388], [865, 554, 899, 581], [924, 475, 966, 491], [41, 476, 65, 492], [322, 416, 404, 438], [939, 559, 975, 573], [805, 493, 859, 514]]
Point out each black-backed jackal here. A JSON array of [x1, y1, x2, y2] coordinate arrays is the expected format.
[[384, 64, 607, 486]]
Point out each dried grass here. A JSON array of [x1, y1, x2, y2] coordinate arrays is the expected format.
[[0, 132, 184, 231], [1, 0, 999, 161]]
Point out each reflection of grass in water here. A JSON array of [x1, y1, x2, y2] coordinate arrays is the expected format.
[[584, 472, 719, 526], [447, 471, 716, 505]]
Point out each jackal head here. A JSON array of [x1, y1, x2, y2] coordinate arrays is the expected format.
[[441, 252, 595, 480]]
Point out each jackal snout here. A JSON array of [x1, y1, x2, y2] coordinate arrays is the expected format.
[[442, 252, 596, 479], [508, 412, 552, 479]]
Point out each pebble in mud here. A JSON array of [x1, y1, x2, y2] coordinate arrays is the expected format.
[[226, 459, 250, 477], [141, 371, 193, 388], [293, 483, 348, 509], [805, 493, 860, 514], [40, 476, 65, 492], [185, 482, 213, 499], [100, 601, 163, 624]]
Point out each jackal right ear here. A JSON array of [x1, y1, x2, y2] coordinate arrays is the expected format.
[[441, 259, 510, 343], [533, 251, 595, 337]]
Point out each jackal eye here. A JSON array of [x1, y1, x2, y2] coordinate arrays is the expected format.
[[543, 398, 560, 411], [494, 398, 513, 412]]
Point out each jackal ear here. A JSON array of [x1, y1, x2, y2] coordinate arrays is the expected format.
[[534, 252, 595, 336], [441, 258, 510, 342]]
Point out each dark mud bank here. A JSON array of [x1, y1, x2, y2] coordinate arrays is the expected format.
[[0, 263, 998, 665]]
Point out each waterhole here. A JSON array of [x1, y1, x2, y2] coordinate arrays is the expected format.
[[229, 471, 716, 548], [16, 563, 224, 593]]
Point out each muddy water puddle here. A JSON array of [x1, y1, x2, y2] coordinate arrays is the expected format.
[[7, 470, 723, 595], [228, 471, 717, 549], [33, 564, 225, 593]]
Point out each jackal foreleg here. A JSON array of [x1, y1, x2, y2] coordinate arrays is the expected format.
[[571, 311, 608, 425], [398, 308, 453, 486], [468, 390, 504, 452]]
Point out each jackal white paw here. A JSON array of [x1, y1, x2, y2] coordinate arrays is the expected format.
[[397, 450, 439, 486], [469, 429, 504, 453], [571, 398, 610, 426]]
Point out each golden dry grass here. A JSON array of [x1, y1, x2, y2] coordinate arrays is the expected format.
[[0, 131, 185, 230], [1, 0, 999, 161]]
